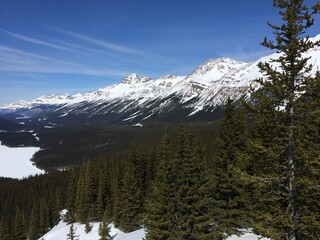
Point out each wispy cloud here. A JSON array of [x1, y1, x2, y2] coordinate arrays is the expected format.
[[52, 39, 146, 66], [1, 30, 74, 52], [52, 27, 144, 56], [0, 45, 128, 77], [0, 28, 181, 83]]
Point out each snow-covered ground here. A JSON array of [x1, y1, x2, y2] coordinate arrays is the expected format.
[[0, 141, 44, 179], [40, 221, 269, 240], [39, 222, 145, 240]]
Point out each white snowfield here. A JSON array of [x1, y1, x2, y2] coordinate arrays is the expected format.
[[0, 141, 44, 179], [39, 222, 145, 240], [39, 221, 269, 240]]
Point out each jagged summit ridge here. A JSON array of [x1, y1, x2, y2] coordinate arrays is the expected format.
[[121, 73, 152, 84], [190, 57, 248, 77]]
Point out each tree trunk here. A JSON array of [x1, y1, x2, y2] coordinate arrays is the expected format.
[[288, 105, 296, 240]]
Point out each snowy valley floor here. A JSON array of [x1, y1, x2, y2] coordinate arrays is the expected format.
[[40, 221, 270, 240], [0, 142, 43, 179]]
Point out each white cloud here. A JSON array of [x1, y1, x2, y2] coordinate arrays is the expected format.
[[51, 28, 144, 55], [0, 45, 127, 77], [1, 30, 74, 51]]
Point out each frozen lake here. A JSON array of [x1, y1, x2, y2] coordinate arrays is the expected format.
[[0, 142, 44, 179]]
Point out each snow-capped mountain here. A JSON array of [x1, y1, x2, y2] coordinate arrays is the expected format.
[[1, 35, 320, 125]]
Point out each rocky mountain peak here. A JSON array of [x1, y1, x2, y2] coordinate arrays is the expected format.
[[121, 73, 141, 84], [159, 75, 178, 80], [121, 74, 151, 84], [191, 57, 248, 77]]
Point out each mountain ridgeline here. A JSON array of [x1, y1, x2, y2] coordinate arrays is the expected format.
[[0, 36, 320, 126]]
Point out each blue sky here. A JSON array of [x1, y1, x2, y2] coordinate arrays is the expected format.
[[1, 0, 320, 105]]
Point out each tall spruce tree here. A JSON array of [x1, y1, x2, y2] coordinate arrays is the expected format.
[[65, 169, 78, 223], [96, 161, 113, 223], [14, 207, 27, 240], [249, 1, 320, 239], [99, 210, 111, 240], [115, 162, 142, 232], [39, 198, 50, 234], [144, 131, 179, 240], [29, 202, 41, 240], [84, 160, 99, 221], [212, 99, 252, 237], [96, 169, 107, 220], [75, 167, 87, 223], [175, 127, 222, 239], [292, 70, 320, 239], [0, 218, 10, 240]]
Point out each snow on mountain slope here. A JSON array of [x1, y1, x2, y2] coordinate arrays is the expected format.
[[39, 221, 270, 240], [2, 34, 320, 122]]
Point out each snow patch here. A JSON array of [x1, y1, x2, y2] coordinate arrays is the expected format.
[[59, 112, 69, 117], [0, 141, 43, 179], [132, 123, 143, 127], [142, 113, 154, 120], [122, 113, 143, 122], [16, 116, 30, 119], [39, 221, 146, 240], [39, 220, 270, 240], [32, 133, 40, 141]]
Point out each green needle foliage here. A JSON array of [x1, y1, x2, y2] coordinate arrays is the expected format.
[[144, 132, 178, 240], [212, 99, 252, 237], [14, 208, 27, 240], [0, 218, 10, 240], [144, 128, 222, 239], [248, 0, 320, 239], [99, 210, 111, 240]]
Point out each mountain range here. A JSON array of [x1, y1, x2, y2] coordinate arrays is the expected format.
[[1, 34, 320, 126]]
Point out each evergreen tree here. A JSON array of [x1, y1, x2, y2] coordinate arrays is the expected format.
[[96, 168, 110, 220], [14, 207, 27, 240], [292, 70, 320, 239], [66, 223, 79, 240], [85, 218, 92, 233], [53, 189, 62, 223], [115, 162, 142, 232], [211, 99, 252, 237], [47, 194, 59, 228], [249, 1, 320, 239], [65, 169, 78, 223], [99, 210, 111, 240], [74, 160, 99, 223], [75, 168, 87, 223], [84, 161, 99, 221], [0, 218, 10, 240], [175, 127, 222, 239], [144, 131, 179, 240], [28, 202, 41, 240], [145, 128, 221, 239], [39, 198, 49, 234], [112, 170, 123, 228]]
